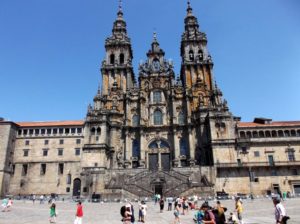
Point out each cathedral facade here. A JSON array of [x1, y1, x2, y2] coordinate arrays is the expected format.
[[0, 3, 299, 199]]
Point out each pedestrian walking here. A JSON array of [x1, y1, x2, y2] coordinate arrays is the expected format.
[[49, 202, 57, 223], [173, 203, 181, 224], [159, 197, 164, 213], [74, 201, 83, 224], [235, 197, 243, 224], [272, 196, 290, 224]]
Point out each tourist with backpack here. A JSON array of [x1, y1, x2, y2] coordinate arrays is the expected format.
[[201, 202, 216, 224], [193, 207, 204, 224]]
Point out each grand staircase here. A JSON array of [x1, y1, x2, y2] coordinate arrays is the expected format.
[[105, 168, 214, 197]]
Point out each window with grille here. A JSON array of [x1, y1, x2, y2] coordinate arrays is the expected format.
[[154, 110, 163, 125]]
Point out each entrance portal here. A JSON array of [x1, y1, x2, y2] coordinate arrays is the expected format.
[[161, 153, 170, 171], [149, 154, 158, 171], [155, 185, 163, 196], [72, 178, 81, 197]]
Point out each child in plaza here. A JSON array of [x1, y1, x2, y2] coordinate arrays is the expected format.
[[49, 202, 57, 223], [6, 198, 13, 211], [1, 197, 8, 212], [74, 201, 83, 224]]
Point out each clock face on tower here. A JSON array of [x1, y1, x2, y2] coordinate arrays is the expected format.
[[152, 59, 160, 72]]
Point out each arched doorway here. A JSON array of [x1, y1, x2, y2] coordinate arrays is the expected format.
[[72, 178, 81, 197], [148, 139, 170, 171]]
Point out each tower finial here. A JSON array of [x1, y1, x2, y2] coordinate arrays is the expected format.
[[119, 0, 122, 12], [187, 0, 193, 15], [153, 31, 157, 41]]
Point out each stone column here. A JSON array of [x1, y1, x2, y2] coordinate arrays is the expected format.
[[173, 130, 180, 167], [188, 127, 196, 166]]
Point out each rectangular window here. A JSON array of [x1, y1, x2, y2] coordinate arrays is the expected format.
[[12, 165, 15, 175], [77, 128, 82, 134], [58, 163, 64, 175], [40, 164, 46, 175], [75, 148, 81, 156], [25, 140, 30, 146], [35, 129, 40, 135], [23, 129, 28, 135], [71, 128, 76, 134], [153, 91, 162, 103], [288, 150, 295, 162], [59, 139, 64, 145], [47, 129, 52, 134], [254, 151, 260, 157], [18, 130, 22, 135], [83, 187, 88, 193], [291, 169, 298, 176], [53, 128, 58, 134], [22, 164, 28, 176], [41, 129, 45, 135], [29, 129, 34, 135], [23, 149, 29, 157], [58, 148, 63, 156], [271, 169, 277, 176], [59, 128, 64, 134], [43, 149, 48, 156], [76, 139, 81, 144], [66, 187, 70, 192], [65, 128, 70, 134], [268, 155, 275, 166], [44, 140, 49, 145]]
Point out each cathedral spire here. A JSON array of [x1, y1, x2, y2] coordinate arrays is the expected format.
[[187, 0, 193, 16]]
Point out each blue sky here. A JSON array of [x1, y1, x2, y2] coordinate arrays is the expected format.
[[0, 0, 300, 122]]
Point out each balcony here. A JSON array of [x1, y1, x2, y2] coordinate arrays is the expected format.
[[216, 160, 300, 168]]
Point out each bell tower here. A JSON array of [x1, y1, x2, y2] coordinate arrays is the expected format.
[[180, 1, 215, 111], [101, 1, 135, 97]]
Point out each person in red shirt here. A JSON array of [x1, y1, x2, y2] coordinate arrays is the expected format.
[[74, 201, 83, 224]]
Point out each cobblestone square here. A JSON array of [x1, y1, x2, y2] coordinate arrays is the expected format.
[[0, 198, 299, 224]]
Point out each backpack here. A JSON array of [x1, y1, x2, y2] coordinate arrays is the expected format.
[[120, 206, 126, 217]]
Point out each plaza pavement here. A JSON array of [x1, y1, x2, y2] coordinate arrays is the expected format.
[[0, 197, 299, 224]]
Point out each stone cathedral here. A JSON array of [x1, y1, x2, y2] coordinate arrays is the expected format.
[[0, 2, 299, 199]]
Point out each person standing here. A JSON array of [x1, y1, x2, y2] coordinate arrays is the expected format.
[[1, 198, 8, 212], [74, 201, 83, 224], [214, 201, 226, 224], [140, 201, 147, 223], [235, 197, 243, 224], [202, 203, 216, 224], [40, 195, 44, 204], [167, 197, 173, 211], [49, 202, 56, 223], [273, 196, 289, 224]]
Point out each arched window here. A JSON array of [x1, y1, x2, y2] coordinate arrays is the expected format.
[[153, 109, 163, 125], [132, 115, 139, 127], [91, 127, 96, 135], [180, 139, 188, 156], [110, 54, 115, 64], [178, 112, 185, 125], [246, 131, 252, 138], [259, 131, 265, 138], [120, 53, 124, 64], [132, 139, 140, 158], [240, 131, 246, 138], [152, 58, 160, 71], [96, 127, 101, 135], [189, 50, 194, 61], [153, 91, 162, 103], [198, 50, 203, 61], [265, 131, 271, 137]]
